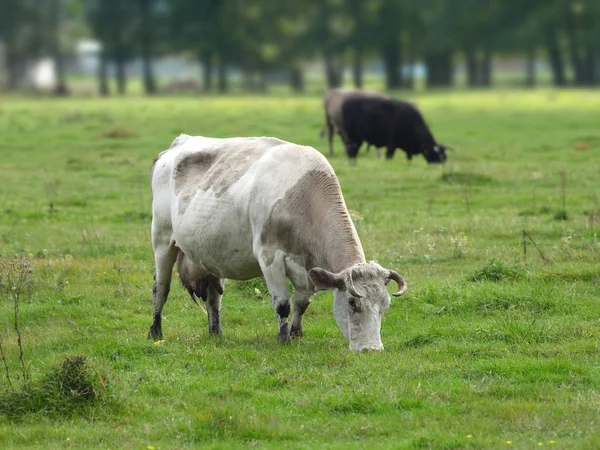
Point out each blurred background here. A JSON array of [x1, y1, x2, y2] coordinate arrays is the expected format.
[[0, 0, 599, 96]]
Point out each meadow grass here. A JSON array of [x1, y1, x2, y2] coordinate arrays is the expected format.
[[0, 90, 599, 449]]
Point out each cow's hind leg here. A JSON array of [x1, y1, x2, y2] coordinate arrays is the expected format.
[[148, 243, 178, 340], [290, 291, 311, 338], [259, 251, 292, 343], [206, 280, 224, 336]]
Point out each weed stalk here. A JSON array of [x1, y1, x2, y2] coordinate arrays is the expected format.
[[11, 259, 31, 384], [522, 229, 527, 266], [522, 230, 552, 264], [0, 331, 12, 388], [560, 171, 566, 213]]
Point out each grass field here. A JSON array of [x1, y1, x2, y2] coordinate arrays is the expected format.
[[0, 90, 599, 449]]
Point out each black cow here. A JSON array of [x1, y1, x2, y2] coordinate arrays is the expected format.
[[341, 96, 450, 163]]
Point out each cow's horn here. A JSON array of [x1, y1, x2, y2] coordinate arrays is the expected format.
[[345, 271, 363, 298], [387, 270, 407, 297]]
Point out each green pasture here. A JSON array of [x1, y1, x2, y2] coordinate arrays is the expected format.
[[0, 90, 599, 449]]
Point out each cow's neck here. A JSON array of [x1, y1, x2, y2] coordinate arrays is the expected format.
[[315, 214, 366, 274]]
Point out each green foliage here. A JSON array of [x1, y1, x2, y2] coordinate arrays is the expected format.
[[469, 259, 526, 282], [0, 355, 113, 419], [554, 210, 569, 221]]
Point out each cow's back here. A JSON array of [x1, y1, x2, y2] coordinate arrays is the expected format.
[[388, 100, 435, 153], [342, 97, 396, 148], [325, 89, 388, 129], [151, 136, 335, 280]]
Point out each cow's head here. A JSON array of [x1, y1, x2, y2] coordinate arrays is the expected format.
[[309, 262, 407, 352], [423, 144, 450, 163]]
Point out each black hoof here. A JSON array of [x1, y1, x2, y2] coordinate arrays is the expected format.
[[290, 325, 303, 338], [278, 323, 291, 343], [208, 327, 222, 337], [148, 326, 163, 341]]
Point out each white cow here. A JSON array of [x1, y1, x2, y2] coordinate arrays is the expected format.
[[149, 134, 407, 351]]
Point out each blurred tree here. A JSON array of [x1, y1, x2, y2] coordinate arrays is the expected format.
[[455, 0, 496, 87], [87, 0, 137, 95], [564, 0, 598, 85], [276, 2, 314, 92], [243, 0, 303, 91], [0, 0, 43, 89], [378, 0, 404, 89], [419, 0, 456, 87], [305, 0, 349, 89], [168, 0, 237, 92], [7, 0, 599, 94], [347, 0, 367, 88], [50, 0, 68, 95], [49, 0, 87, 95], [0, 0, 86, 92], [139, 0, 157, 94]]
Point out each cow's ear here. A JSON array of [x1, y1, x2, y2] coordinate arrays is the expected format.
[[309, 268, 344, 290]]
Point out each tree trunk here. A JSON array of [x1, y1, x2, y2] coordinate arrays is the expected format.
[[582, 44, 597, 86], [51, 0, 68, 95], [465, 48, 478, 86], [53, 51, 68, 95], [217, 59, 228, 93], [405, 34, 415, 90], [98, 49, 110, 96], [258, 69, 267, 92], [324, 51, 341, 88], [525, 46, 536, 87], [5, 43, 21, 90], [565, 14, 584, 85], [545, 26, 566, 86], [479, 48, 492, 87], [426, 51, 453, 87], [582, 14, 597, 86], [201, 51, 213, 92], [140, 0, 156, 95], [115, 52, 127, 95], [382, 40, 402, 89], [290, 66, 304, 92], [352, 48, 363, 89]]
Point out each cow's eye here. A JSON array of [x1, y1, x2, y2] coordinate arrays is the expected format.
[[348, 297, 360, 311]]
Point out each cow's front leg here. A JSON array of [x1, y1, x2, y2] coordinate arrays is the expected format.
[[259, 252, 291, 343], [149, 243, 178, 340], [290, 291, 311, 338]]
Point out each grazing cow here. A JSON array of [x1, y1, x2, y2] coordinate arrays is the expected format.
[[320, 88, 387, 156], [341, 96, 450, 163], [149, 134, 407, 351]]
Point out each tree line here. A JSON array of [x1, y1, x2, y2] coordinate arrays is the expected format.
[[1, 0, 599, 95]]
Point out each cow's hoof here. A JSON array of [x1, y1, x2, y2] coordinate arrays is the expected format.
[[148, 326, 163, 341], [208, 327, 222, 337], [278, 323, 291, 343], [290, 325, 303, 338]]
